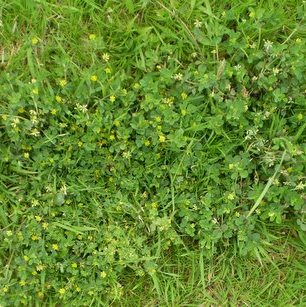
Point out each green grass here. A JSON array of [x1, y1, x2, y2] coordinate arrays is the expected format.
[[0, 0, 305, 305], [121, 233, 306, 306]]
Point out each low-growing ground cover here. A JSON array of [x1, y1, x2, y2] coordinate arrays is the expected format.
[[0, 0, 305, 305]]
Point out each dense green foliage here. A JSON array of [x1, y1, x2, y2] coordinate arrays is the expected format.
[[0, 0, 305, 305]]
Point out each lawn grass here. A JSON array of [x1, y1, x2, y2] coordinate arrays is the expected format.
[[121, 232, 306, 306], [0, 0, 305, 305]]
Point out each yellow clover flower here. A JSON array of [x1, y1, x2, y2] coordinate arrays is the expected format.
[[90, 75, 98, 82], [31, 37, 39, 45]]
